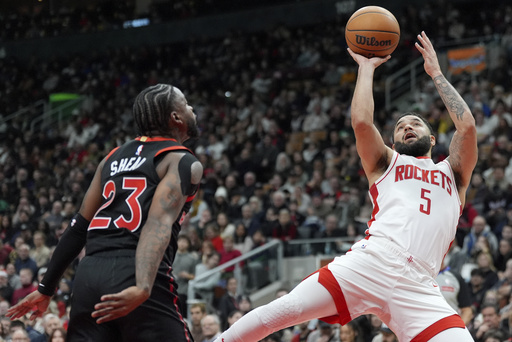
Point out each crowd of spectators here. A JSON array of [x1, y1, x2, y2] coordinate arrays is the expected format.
[[0, 0, 512, 341]]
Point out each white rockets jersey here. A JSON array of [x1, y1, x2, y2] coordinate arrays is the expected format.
[[367, 151, 461, 275]]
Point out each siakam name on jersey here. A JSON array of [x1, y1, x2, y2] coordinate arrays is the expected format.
[[110, 157, 146, 176]]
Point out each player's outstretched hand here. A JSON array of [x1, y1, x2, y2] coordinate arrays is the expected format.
[[91, 286, 150, 324], [415, 31, 442, 79], [347, 48, 391, 68], [6, 290, 51, 320]]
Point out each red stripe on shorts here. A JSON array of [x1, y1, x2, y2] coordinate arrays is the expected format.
[[410, 314, 465, 342], [316, 266, 352, 325]]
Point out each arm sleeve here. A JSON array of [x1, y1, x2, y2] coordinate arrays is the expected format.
[[38, 214, 89, 296]]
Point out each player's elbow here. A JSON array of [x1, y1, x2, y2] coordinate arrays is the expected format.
[[351, 119, 374, 135]]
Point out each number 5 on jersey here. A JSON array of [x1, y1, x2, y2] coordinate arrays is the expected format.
[[89, 177, 147, 231], [419, 188, 431, 215]]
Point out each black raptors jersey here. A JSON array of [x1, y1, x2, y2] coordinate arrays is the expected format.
[[85, 136, 197, 266]]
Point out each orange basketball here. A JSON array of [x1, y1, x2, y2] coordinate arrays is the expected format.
[[345, 6, 400, 58]]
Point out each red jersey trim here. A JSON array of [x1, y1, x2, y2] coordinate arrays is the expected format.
[[368, 152, 397, 228], [167, 268, 192, 342], [316, 266, 352, 325], [155, 146, 193, 157], [441, 158, 463, 216], [410, 314, 465, 342], [136, 136, 178, 143], [104, 147, 120, 162]]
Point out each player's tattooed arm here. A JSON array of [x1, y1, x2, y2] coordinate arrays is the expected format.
[[136, 171, 186, 295], [432, 75, 477, 197], [433, 75, 466, 121]]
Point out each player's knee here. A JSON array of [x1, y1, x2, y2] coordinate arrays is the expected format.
[[257, 293, 303, 331]]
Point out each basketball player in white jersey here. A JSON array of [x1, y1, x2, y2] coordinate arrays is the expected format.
[[215, 31, 477, 342]]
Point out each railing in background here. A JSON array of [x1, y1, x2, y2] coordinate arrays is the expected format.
[[30, 95, 88, 133], [1, 100, 47, 132], [187, 239, 283, 317], [384, 57, 424, 111], [287, 236, 359, 256]]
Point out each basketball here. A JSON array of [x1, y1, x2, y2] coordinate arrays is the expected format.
[[345, 6, 400, 58]]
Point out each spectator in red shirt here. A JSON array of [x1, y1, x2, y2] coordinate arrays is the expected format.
[[219, 236, 242, 277], [11, 268, 36, 305]]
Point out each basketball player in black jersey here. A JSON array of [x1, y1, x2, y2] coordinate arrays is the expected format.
[[7, 84, 203, 342]]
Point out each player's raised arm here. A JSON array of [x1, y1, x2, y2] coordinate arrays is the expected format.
[[415, 31, 477, 197], [347, 49, 394, 185]]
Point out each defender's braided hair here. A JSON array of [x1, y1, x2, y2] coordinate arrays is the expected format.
[[133, 84, 176, 137]]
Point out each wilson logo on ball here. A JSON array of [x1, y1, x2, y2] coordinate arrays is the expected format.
[[345, 6, 400, 58], [355, 35, 393, 47]]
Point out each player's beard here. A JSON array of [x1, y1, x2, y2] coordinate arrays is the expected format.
[[394, 135, 431, 157], [186, 116, 200, 140]]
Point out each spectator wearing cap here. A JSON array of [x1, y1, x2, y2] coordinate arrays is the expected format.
[[371, 324, 397, 342], [211, 187, 230, 218], [0, 270, 13, 303]]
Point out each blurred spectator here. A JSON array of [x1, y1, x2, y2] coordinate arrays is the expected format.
[[13, 244, 37, 278], [436, 260, 473, 326], [48, 327, 67, 342], [0, 240, 13, 267], [31, 313, 62, 342], [233, 223, 253, 255], [174, 234, 197, 318], [11, 268, 36, 305], [469, 268, 487, 313], [495, 238, 512, 276], [313, 214, 344, 255], [471, 303, 509, 342], [217, 277, 240, 329], [226, 309, 243, 330], [219, 236, 243, 278], [462, 216, 499, 259], [475, 251, 499, 291], [6, 264, 21, 290], [217, 212, 236, 240], [43, 201, 64, 233], [29, 231, 50, 268], [307, 321, 340, 342], [10, 327, 30, 342], [444, 239, 470, 276], [204, 223, 224, 253], [0, 270, 13, 304], [200, 314, 222, 342], [237, 294, 253, 315], [272, 209, 297, 243], [337, 320, 362, 342], [189, 302, 207, 342], [194, 252, 221, 311], [371, 323, 398, 342]]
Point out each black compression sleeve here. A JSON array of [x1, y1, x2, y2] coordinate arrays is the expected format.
[[38, 213, 89, 296]]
